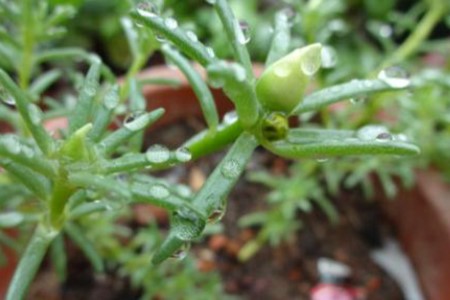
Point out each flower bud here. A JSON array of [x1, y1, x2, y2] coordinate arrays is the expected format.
[[256, 43, 322, 113]]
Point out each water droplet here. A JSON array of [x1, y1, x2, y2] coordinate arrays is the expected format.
[[146, 144, 170, 163], [176, 185, 192, 197], [104, 85, 119, 110], [205, 0, 216, 4], [233, 64, 246, 82], [223, 111, 238, 125], [155, 33, 166, 42], [207, 203, 226, 224], [83, 78, 98, 97], [170, 242, 190, 260], [378, 66, 410, 88], [149, 184, 170, 199], [0, 86, 15, 106], [375, 132, 393, 142], [357, 125, 391, 141], [236, 20, 251, 45], [350, 97, 365, 104], [3, 135, 21, 154], [378, 24, 393, 38], [123, 111, 147, 131], [281, 6, 297, 27], [361, 80, 374, 89], [164, 18, 178, 30], [206, 47, 215, 58], [28, 104, 43, 125], [316, 157, 329, 163], [320, 46, 337, 69], [221, 159, 241, 179], [395, 134, 408, 142], [136, 1, 158, 20], [186, 31, 198, 42], [175, 147, 192, 162], [300, 47, 321, 76]]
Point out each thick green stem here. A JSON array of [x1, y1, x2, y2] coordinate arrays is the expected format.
[[6, 223, 57, 300]]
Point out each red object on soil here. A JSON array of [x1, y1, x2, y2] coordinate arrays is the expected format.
[[310, 283, 361, 300]]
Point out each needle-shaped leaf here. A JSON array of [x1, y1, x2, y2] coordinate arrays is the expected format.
[[162, 45, 219, 131], [98, 108, 164, 155], [64, 222, 104, 273], [292, 79, 410, 114], [29, 70, 62, 99], [130, 10, 214, 66], [214, 0, 254, 79], [69, 60, 101, 133], [89, 84, 120, 142], [266, 11, 291, 66], [207, 61, 259, 128], [0, 69, 54, 155], [0, 135, 57, 177], [265, 136, 420, 159], [152, 132, 258, 264], [0, 159, 51, 200]]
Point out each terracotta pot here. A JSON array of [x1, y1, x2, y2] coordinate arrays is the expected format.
[[377, 169, 450, 300]]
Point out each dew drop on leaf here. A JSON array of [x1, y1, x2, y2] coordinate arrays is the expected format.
[[206, 47, 215, 58], [186, 31, 198, 43], [375, 132, 393, 142], [223, 111, 238, 125], [170, 242, 190, 260], [378, 66, 410, 88], [221, 159, 241, 179], [175, 147, 192, 163], [146, 144, 170, 163], [205, 0, 216, 4], [123, 111, 146, 131], [207, 203, 226, 224], [320, 46, 338, 69], [236, 20, 251, 45], [164, 17, 178, 30], [0, 86, 15, 106], [28, 104, 43, 125], [136, 1, 158, 19], [357, 125, 391, 141], [149, 184, 170, 199]]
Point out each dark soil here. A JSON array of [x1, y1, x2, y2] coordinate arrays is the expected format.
[[26, 118, 404, 300]]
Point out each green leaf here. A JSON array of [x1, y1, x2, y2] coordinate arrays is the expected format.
[[162, 45, 219, 131], [6, 224, 57, 300], [98, 108, 164, 155], [130, 10, 214, 66], [0, 69, 54, 155], [64, 222, 104, 273], [266, 137, 420, 159], [0, 212, 24, 228], [265, 11, 292, 66], [207, 61, 259, 128], [69, 60, 101, 133], [292, 79, 410, 114], [214, 0, 254, 79]]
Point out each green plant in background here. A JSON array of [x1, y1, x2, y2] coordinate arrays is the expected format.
[[236, 0, 449, 260], [1, 0, 440, 299]]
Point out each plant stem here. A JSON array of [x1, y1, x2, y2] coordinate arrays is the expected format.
[[6, 223, 57, 300], [376, 0, 447, 72]]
